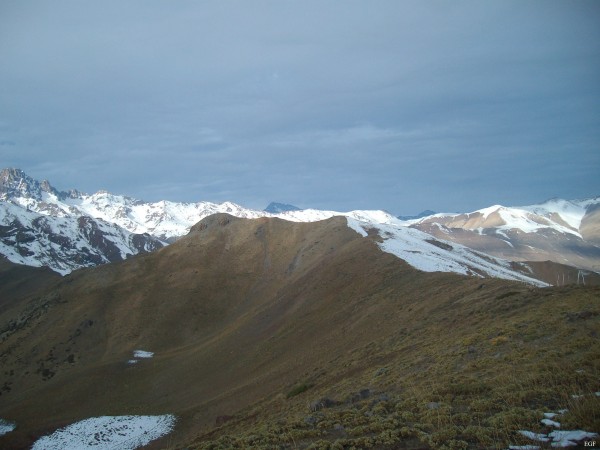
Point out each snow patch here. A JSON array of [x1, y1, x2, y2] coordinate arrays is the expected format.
[[31, 415, 176, 450], [0, 418, 16, 436], [515, 406, 598, 447], [518, 430, 550, 442], [478, 205, 502, 220], [127, 350, 154, 365], [345, 217, 368, 237], [133, 350, 154, 359], [548, 430, 598, 447], [541, 418, 561, 428], [501, 239, 515, 248]]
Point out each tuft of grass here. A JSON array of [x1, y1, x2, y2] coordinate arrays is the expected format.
[[560, 392, 600, 431], [286, 382, 314, 399]]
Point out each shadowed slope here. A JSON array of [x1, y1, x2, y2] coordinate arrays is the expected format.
[[0, 258, 60, 310]]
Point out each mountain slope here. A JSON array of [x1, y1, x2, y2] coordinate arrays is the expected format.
[[0, 214, 598, 449], [0, 259, 60, 311], [410, 198, 600, 272], [0, 201, 163, 275]]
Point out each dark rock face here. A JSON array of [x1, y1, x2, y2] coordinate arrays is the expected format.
[[77, 217, 124, 263], [264, 202, 301, 214], [397, 210, 436, 221], [0, 168, 62, 201]]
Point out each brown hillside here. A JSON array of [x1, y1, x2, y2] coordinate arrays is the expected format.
[[515, 260, 600, 287], [0, 258, 60, 315], [0, 214, 598, 449], [414, 221, 600, 274], [581, 204, 600, 247]]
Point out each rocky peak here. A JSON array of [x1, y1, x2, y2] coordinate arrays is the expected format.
[[66, 189, 83, 199], [190, 213, 239, 233], [0, 168, 67, 201], [264, 202, 301, 214], [1, 168, 45, 200], [40, 179, 57, 194]]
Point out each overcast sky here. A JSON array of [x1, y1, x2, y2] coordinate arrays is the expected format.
[[1, 1, 599, 214]]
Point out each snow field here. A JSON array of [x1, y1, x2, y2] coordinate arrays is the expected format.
[[346, 218, 547, 286], [31, 415, 176, 450]]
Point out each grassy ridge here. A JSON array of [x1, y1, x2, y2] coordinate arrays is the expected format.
[[185, 285, 600, 449]]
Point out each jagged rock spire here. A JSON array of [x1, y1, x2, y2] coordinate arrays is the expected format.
[[0, 168, 60, 200]]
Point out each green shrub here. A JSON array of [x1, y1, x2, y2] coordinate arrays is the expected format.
[[286, 382, 313, 398]]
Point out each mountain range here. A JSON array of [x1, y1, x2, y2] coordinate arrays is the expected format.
[[1, 168, 599, 285], [408, 199, 600, 274]]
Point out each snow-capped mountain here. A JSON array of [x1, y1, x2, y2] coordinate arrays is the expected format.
[[0, 200, 164, 275], [408, 198, 600, 272], [1, 168, 597, 283], [1, 169, 269, 242], [0, 169, 164, 274]]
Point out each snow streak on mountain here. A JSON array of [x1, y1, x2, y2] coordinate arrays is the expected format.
[[408, 198, 600, 272]]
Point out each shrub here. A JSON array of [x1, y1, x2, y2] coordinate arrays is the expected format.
[[286, 382, 313, 398]]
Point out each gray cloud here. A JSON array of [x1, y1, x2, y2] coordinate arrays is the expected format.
[[1, 0, 599, 214]]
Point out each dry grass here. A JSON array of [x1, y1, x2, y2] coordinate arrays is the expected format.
[[183, 284, 600, 449], [0, 215, 598, 449]]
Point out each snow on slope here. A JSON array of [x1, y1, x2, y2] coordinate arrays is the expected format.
[[411, 197, 600, 237], [519, 198, 595, 230], [278, 208, 398, 225], [13, 191, 268, 241], [31, 415, 176, 450], [0, 201, 163, 275], [253, 207, 545, 285], [345, 218, 546, 286]]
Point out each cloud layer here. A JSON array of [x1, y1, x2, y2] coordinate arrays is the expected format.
[[1, 1, 599, 213]]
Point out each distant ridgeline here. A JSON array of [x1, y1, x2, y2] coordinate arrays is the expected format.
[[0, 168, 599, 285]]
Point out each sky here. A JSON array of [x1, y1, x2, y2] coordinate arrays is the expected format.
[[1, 1, 599, 215]]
